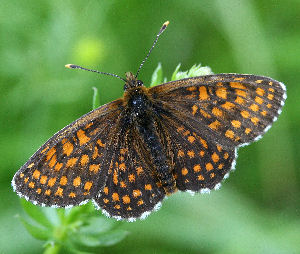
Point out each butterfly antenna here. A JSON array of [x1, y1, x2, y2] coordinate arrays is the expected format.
[[135, 21, 169, 78], [65, 64, 126, 82]]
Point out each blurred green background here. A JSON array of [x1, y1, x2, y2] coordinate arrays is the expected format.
[[1, 0, 299, 253]]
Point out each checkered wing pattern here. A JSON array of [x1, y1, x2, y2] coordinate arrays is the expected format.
[[151, 74, 286, 147], [160, 113, 235, 192], [12, 100, 123, 207], [93, 126, 166, 220]]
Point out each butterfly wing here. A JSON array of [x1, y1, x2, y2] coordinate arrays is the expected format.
[[149, 74, 286, 192], [150, 74, 286, 147], [12, 100, 123, 207], [93, 122, 166, 221]]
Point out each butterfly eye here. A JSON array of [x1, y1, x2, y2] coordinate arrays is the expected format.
[[137, 80, 143, 86]]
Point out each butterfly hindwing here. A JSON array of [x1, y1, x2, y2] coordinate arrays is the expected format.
[[93, 125, 166, 220], [12, 100, 123, 207], [159, 111, 235, 192]]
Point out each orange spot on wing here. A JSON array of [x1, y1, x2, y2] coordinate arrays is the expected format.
[[36, 188, 42, 194], [97, 139, 105, 147], [198, 175, 204, 180], [133, 189, 142, 197], [48, 154, 57, 168], [249, 104, 259, 112], [181, 168, 188, 176], [231, 120, 241, 128], [69, 192, 76, 198], [251, 117, 259, 125], [193, 164, 201, 172], [212, 107, 224, 118], [267, 94, 274, 100], [255, 96, 264, 104], [122, 195, 130, 204], [48, 177, 56, 187], [199, 86, 209, 100], [178, 150, 184, 157], [60, 176, 68, 186], [112, 192, 119, 201], [256, 87, 265, 96], [245, 128, 252, 134], [235, 96, 245, 104], [27, 163, 34, 169], [206, 163, 214, 171], [54, 162, 63, 171], [225, 130, 235, 139], [80, 154, 89, 166], [137, 199, 144, 206], [216, 87, 227, 99], [28, 182, 35, 188], [192, 105, 198, 115], [200, 138, 208, 149], [221, 101, 235, 110], [92, 146, 99, 159], [89, 164, 100, 173], [261, 110, 267, 116], [55, 187, 63, 197], [84, 122, 93, 129], [63, 142, 73, 156], [113, 171, 118, 185], [120, 181, 127, 188], [45, 189, 51, 196], [33, 170, 40, 179], [241, 110, 250, 118], [84, 181, 93, 191], [66, 157, 78, 167], [199, 150, 205, 157], [129, 174, 135, 182], [40, 175, 47, 184], [136, 167, 143, 175], [77, 129, 90, 145], [199, 109, 211, 118], [24, 177, 29, 183], [145, 184, 152, 190], [230, 82, 246, 89], [209, 120, 221, 130], [103, 187, 109, 195], [73, 177, 81, 187], [188, 136, 195, 143], [212, 152, 220, 163], [187, 150, 195, 158], [119, 163, 126, 171], [46, 147, 56, 161]]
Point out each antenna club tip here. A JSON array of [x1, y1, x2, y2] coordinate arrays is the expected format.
[[163, 21, 170, 27], [65, 64, 76, 69]]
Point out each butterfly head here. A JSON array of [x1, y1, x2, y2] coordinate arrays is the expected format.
[[124, 72, 144, 91]]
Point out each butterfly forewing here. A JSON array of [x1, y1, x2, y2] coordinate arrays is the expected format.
[[150, 74, 286, 147], [12, 100, 123, 207]]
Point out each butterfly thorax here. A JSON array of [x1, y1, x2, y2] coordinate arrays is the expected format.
[[123, 82, 176, 194]]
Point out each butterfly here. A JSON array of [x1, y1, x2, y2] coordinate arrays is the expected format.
[[12, 21, 286, 221]]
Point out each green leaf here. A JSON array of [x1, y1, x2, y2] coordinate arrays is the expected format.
[[170, 63, 182, 81], [79, 216, 116, 235], [171, 63, 213, 81], [18, 215, 51, 241], [20, 199, 53, 229], [92, 87, 100, 109], [73, 229, 129, 248], [150, 62, 163, 87]]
